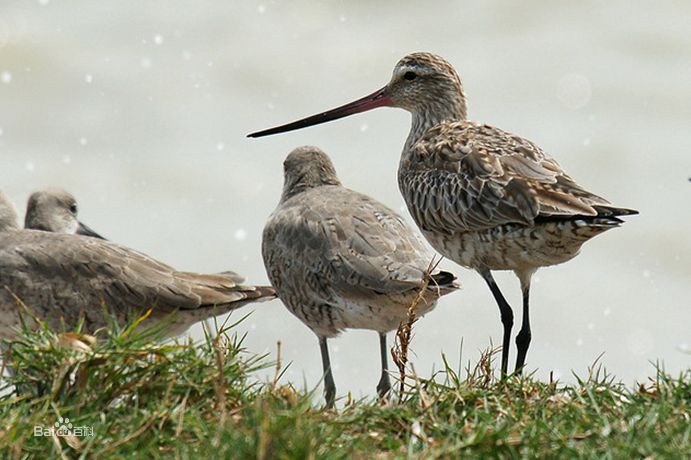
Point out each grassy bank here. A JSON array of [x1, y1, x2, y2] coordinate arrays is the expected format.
[[0, 317, 689, 459]]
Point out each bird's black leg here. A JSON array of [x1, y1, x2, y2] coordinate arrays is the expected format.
[[376, 332, 391, 398], [514, 270, 535, 374], [319, 336, 336, 408], [480, 269, 514, 377]]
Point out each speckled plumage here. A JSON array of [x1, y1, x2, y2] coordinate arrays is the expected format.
[[262, 146, 458, 405], [0, 191, 274, 341], [391, 54, 637, 374], [398, 119, 634, 272], [249, 52, 637, 376]]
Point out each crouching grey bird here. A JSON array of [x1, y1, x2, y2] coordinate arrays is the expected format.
[[262, 146, 459, 407], [0, 191, 275, 342], [23, 187, 249, 336], [24, 188, 247, 283], [24, 188, 105, 239]]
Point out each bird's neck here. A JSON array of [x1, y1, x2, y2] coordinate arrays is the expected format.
[[401, 96, 468, 170], [403, 95, 467, 153], [0, 207, 20, 232], [404, 113, 434, 153], [280, 177, 340, 203], [0, 222, 19, 233]]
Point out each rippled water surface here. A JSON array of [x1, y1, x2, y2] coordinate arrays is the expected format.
[[1, 1, 689, 398]]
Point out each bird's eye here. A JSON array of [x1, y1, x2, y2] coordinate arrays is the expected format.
[[403, 71, 417, 81], [69, 204, 77, 214]]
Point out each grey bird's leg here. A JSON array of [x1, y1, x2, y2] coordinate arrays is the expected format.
[[514, 269, 536, 374], [480, 269, 514, 377], [376, 332, 391, 398], [319, 336, 336, 408]]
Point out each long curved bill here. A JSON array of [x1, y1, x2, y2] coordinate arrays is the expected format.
[[247, 86, 391, 138], [77, 221, 106, 240]]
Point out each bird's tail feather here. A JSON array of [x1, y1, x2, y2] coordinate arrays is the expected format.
[[428, 270, 460, 296]]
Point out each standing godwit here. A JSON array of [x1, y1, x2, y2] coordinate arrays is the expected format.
[[249, 52, 638, 376], [262, 146, 458, 407], [0, 191, 275, 341], [24, 188, 105, 239]]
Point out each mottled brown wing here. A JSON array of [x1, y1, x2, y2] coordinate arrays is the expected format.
[[401, 121, 612, 233], [263, 186, 436, 297], [7, 231, 266, 310]]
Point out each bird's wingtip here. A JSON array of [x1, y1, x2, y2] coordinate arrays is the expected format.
[[430, 270, 459, 289]]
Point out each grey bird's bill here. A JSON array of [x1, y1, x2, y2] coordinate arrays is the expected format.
[[247, 87, 391, 138], [77, 221, 106, 240]]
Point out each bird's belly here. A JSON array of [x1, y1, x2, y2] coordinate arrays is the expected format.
[[422, 223, 585, 272], [338, 294, 438, 332], [0, 279, 164, 339], [283, 291, 438, 338], [0, 281, 122, 334]]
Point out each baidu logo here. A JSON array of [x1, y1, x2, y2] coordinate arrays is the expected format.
[[34, 416, 94, 437]]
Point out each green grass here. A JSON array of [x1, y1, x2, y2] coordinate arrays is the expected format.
[[0, 315, 689, 459]]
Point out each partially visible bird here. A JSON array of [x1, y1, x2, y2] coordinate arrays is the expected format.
[[24, 188, 105, 239], [249, 52, 637, 376], [0, 191, 275, 342], [23, 188, 249, 336], [262, 146, 459, 407]]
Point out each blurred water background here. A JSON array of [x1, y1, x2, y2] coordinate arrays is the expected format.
[[1, 1, 689, 399]]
